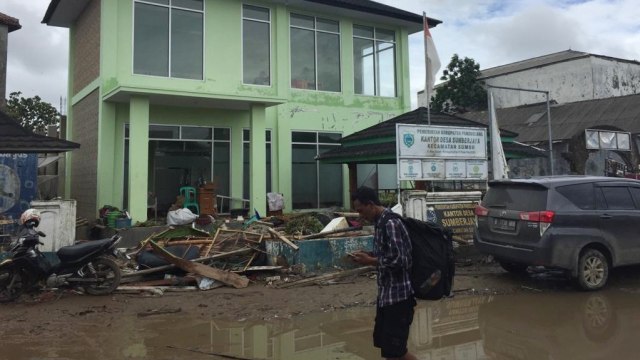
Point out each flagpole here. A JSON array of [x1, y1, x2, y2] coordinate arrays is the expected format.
[[423, 12, 431, 125]]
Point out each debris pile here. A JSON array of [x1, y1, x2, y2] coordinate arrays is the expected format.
[[114, 211, 373, 295]]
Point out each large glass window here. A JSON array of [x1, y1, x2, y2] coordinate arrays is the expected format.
[[291, 131, 342, 209], [353, 25, 396, 97], [124, 124, 229, 214], [134, 0, 203, 79], [290, 14, 340, 92], [242, 129, 272, 199], [243, 5, 271, 85]]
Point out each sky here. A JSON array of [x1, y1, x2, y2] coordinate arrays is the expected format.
[[2, 0, 640, 110]]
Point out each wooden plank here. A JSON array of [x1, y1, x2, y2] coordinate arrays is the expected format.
[[148, 240, 250, 289], [277, 266, 374, 288], [123, 247, 254, 277], [267, 227, 299, 251], [297, 226, 363, 240]]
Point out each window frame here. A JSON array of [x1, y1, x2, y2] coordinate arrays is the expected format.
[[289, 12, 342, 93], [291, 130, 343, 209], [132, 0, 205, 80], [241, 3, 272, 86], [352, 24, 397, 97]]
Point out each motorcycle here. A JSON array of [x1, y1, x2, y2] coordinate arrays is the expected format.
[[0, 209, 122, 302]]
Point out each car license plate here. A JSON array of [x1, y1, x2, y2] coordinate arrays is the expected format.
[[493, 218, 516, 231]]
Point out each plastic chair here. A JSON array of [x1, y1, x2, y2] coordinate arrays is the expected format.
[[179, 186, 200, 215]]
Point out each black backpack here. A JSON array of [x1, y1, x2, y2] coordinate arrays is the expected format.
[[381, 212, 455, 300]]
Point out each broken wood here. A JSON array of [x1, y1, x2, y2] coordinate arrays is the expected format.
[[138, 307, 182, 317], [122, 247, 253, 278], [297, 226, 363, 240], [267, 227, 299, 250], [277, 266, 374, 288], [115, 286, 199, 294], [148, 240, 250, 289]]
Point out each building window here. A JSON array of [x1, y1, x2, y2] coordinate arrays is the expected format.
[[243, 5, 271, 85], [353, 25, 396, 97], [291, 131, 342, 209], [124, 124, 230, 213], [290, 14, 341, 92], [242, 129, 272, 199], [133, 0, 204, 79]]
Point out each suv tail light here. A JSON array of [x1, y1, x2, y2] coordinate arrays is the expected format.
[[475, 204, 489, 217], [519, 211, 555, 223], [519, 210, 555, 236]]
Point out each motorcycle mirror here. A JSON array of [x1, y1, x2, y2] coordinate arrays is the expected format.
[[37, 231, 46, 237]]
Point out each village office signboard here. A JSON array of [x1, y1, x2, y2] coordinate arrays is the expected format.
[[396, 124, 488, 181]]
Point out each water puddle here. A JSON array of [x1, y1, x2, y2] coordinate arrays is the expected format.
[[3, 289, 640, 359]]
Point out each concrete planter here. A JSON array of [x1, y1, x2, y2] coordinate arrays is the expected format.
[[265, 235, 373, 273]]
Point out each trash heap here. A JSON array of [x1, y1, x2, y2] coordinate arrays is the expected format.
[[114, 212, 374, 295]]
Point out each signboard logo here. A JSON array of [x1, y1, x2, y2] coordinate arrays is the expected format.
[[403, 133, 414, 148]]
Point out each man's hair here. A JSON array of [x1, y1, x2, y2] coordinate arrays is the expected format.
[[351, 186, 382, 206]]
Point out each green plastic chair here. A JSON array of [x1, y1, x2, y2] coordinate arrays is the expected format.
[[180, 186, 199, 215]]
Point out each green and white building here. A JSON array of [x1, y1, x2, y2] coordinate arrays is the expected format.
[[43, 0, 438, 221]]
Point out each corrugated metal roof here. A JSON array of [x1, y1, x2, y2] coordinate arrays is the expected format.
[[459, 93, 640, 143], [342, 107, 516, 143], [317, 107, 544, 163], [0, 12, 21, 32], [479, 50, 640, 79], [0, 110, 80, 153]]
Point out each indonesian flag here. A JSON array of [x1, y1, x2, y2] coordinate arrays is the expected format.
[[489, 92, 510, 179], [423, 12, 441, 106]]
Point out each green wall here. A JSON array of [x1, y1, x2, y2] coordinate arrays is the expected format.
[[81, 0, 416, 220]]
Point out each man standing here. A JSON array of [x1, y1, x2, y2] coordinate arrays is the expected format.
[[350, 186, 418, 360]]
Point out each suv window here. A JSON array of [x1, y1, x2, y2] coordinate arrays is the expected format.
[[630, 187, 640, 208], [556, 183, 595, 209], [599, 186, 634, 210], [483, 184, 547, 211]]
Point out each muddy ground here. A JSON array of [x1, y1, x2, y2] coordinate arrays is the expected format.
[[0, 257, 587, 326]]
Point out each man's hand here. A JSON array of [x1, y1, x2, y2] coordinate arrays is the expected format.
[[349, 250, 377, 266]]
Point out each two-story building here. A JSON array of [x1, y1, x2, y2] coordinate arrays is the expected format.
[[43, 0, 440, 221]]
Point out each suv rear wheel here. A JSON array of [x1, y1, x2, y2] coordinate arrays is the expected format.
[[498, 260, 529, 275], [577, 249, 609, 291]]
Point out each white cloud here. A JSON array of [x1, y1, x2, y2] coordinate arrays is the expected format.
[[1, 0, 68, 109]]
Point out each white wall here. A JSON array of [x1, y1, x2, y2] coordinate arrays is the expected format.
[[417, 56, 640, 109]]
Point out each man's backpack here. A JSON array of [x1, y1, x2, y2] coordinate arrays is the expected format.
[[382, 212, 455, 300]]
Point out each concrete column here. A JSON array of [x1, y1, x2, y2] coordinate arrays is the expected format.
[[250, 104, 267, 216], [97, 101, 118, 207], [128, 96, 149, 222]]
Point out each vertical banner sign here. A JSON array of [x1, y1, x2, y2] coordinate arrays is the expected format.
[[396, 124, 488, 181]]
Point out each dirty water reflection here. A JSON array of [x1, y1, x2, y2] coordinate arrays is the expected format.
[[4, 289, 640, 359]]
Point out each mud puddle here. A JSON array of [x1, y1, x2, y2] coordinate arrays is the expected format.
[[3, 289, 640, 359]]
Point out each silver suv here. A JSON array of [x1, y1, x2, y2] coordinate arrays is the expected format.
[[474, 176, 640, 290]]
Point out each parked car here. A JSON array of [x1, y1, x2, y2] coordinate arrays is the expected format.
[[474, 176, 640, 290]]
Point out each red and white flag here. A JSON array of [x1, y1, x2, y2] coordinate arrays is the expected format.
[[423, 12, 441, 107]]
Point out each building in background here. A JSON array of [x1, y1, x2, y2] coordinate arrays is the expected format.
[[43, 0, 441, 221]]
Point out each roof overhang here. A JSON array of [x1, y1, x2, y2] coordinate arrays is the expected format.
[[102, 87, 286, 111], [42, 0, 90, 28], [43, 0, 441, 32]]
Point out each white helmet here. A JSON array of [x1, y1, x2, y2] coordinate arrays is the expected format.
[[19, 209, 41, 228]]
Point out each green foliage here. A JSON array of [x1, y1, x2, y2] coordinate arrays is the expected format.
[[5, 91, 61, 134], [284, 215, 324, 235], [431, 54, 487, 114]]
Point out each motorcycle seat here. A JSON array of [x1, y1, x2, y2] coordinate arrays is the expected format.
[[57, 238, 114, 263]]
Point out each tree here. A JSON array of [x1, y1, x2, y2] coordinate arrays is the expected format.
[[431, 54, 487, 114], [5, 91, 61, 134]]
